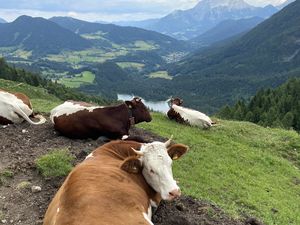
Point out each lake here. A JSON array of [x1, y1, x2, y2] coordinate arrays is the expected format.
[[117, 94, 169, 113]]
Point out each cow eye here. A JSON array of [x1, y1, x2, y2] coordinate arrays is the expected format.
[[150, 169, 155, 174]]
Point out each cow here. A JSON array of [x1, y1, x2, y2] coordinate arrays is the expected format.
[[0, 89, 46, 125], [50, 97, 152, 139], [167, 97, 213, 129], [43, 138, 189, 225]]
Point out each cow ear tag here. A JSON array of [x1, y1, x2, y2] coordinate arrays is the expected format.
[[167, 144, 189, 160]]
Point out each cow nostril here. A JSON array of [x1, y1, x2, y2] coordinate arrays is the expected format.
[[169, 188, 181, 198]]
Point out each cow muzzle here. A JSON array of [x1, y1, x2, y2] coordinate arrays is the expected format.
[[168, 188, 181, 200]]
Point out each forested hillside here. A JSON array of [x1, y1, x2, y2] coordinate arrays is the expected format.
[[0, 58, 109, 105], [166, 0, 300, 112], [218, 78, 300, 131]]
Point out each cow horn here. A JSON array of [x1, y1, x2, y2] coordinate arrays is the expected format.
[[131, 147, 144, 156], [165, 135, 173, 147]]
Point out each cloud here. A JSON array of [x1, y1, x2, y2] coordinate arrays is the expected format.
[[0, 0, 288, 22], [0, 8, 164, 22]]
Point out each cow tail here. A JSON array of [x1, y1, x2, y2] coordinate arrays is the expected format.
[[14, 105, 46, 125]]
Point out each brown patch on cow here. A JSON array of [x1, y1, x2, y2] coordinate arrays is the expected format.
[[53, 98, 151, 139], [43, 140, 158, 225], [167, 109, 188, 124], [0, 115, 13, 125]]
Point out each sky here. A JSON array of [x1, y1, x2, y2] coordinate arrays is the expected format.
[[0, 0, 288, 22]]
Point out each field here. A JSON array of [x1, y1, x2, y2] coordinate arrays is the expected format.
[[58, 71, 95, 88], [138, 113, 300, 225], [117, 62, 145, 71], [149, 71, 173, 80]]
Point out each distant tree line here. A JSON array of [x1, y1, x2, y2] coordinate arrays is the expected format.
[[0, 58, 109, 105], [217, 78, 300, 131]]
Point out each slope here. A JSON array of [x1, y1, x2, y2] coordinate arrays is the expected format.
[[139, 113, 300, 225], [168, 0, 300, 112], [0, 78, 61, 112], [191, 17, 264, 47], [49, 17, 189, 53], [0, 15, 92, 56]]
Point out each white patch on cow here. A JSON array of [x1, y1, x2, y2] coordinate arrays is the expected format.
[[57, 207, 60, 213], [172, 104, 212, 128], [143, 205, 154, 225], [121, 135, 129, 140], [50, 101, 104, 123], [85, 153, 94, 160], [150, 199, 158, 208], [139, 142, 180, 200], [0, 91, 33, 124]]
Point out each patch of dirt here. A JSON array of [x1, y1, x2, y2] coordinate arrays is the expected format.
[[0, 120, 261, 225]]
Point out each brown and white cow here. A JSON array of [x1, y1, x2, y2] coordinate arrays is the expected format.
[[0, 89, 46, 125], [50, 97, 152, 139], [43, 138, 188, 225], [167, 97, 213, 129]]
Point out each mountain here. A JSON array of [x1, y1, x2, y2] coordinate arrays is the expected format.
[[167, 0, 300, 112], [0, 15, 92, 55], [145, 0, 278, 40], [190, 17, 264, 47], [0, 18, 7, 23], [49, 17, 189, 52], [114, 18, 160, 28]]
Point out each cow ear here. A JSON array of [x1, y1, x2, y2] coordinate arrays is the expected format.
[[121, 156, 142, 174], [167, 144, 189, 160], [125, 101, 133, 108]]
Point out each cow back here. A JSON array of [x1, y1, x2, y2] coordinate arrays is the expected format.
[[44, 141, 157, 225]]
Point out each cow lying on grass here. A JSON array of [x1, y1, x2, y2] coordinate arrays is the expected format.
[[0, 89, 46, 125], [50, 97, 152, 139], [43, 138, 188, 225], [167, 97, 213, 129]]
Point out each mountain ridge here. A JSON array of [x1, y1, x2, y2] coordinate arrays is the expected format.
[[0, 15, 92, 55], [139, 0, 278, 39]]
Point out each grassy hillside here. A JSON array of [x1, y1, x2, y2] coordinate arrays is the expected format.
[[138, 113, 300, 225], [0, 79, 62, 112]]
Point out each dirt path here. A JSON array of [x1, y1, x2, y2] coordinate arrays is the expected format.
[[0, 121, 258, 225]]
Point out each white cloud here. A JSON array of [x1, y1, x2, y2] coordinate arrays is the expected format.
[[0, 0, 289, 22]]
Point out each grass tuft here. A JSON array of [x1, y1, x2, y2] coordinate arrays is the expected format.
[[36, 149, 74, 178]]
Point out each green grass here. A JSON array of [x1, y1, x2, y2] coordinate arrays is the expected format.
[[58, 71, 95, 88], [35, 149, 75, 178], [148, 71, 173, 80], [117, 62, 145, 70], [0, 79, 62, 112], [81, 31, 107, 40], [138, 113, 300, 225], [45, 48, 128, 64], [133, 41, 158, 51], [0, 170, 14, 178]]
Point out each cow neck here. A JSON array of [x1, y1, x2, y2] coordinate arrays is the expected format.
[[92, 140, 161, 206], [126, 104, 135, 126], [94, 140, 142, 161]]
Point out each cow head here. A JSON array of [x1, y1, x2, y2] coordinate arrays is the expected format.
[[125, 97, 152, 123], [167, 97, 183, 108], [171, 98, 183, 106], [121, 138, 188, 200]]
